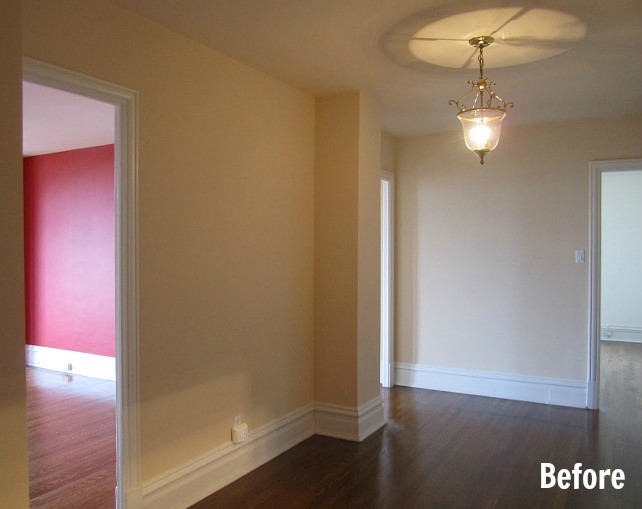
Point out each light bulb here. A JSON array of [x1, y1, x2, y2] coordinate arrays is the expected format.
[[457, 109, 505, 163], [468, 122, 490, 149]]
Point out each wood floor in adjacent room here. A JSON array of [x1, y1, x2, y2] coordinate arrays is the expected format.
[[26, 341, 641, 509], [27, 367, 115, 509]]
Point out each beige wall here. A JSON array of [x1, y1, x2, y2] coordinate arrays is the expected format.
[[381, 131, 397, 173], [0, 2, 30, 507], [357, 95, 382, 405], [22, 0, 315, 480], [314, 93, 360, 406], [314, 92, 381, 407], [600, 170, 642, 331], [396, 114, 642, 381]]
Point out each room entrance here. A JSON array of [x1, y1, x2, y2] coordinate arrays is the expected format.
[[23, 58, 140, 509], [588, 159, 642, 408]]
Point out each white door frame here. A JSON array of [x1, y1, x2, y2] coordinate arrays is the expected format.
[[23, 58, 141, 509], [587, 158, 642, 409], [381, 171, 395, 387]]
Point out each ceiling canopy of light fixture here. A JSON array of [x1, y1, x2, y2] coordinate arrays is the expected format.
[[403, 8, 587, 70]]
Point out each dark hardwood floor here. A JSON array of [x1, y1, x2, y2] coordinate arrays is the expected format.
[[190, 341, 642, 509], [25, 341, 641, 508], [26, 367, 116, 509]]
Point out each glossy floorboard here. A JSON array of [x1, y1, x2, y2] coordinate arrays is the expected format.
[[27, 367, 116, 509], [25, 342, 641, 508], [190, 341, 641, 509]]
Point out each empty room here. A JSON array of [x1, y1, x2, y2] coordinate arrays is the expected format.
[[1, 1, 641, 508]]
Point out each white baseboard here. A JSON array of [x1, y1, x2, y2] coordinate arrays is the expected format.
[[141, 397, 386, 509], [142, 404, 316, 509], [601, 325, 642, 343], [586, 380, 598, 410], [395, 363, 587, 408], [315, 396, 386, 442], [118, 485, 142, 509], [25, 344, 116, 381]]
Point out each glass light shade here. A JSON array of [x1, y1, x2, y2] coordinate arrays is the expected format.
[[457, 108, 506, 164]]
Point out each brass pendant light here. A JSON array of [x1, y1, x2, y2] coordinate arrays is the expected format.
[[449, 36, 514, 164]]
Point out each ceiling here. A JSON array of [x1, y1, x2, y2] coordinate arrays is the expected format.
[[23, 82, 114, 156], [23, 0, 642, 150], [111, 0, 642, 136]]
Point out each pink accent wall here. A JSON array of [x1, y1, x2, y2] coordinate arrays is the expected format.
[[24, 145, 115, 357]]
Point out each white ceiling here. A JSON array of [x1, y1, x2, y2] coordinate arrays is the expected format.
[[110, 0, 642, 136], [23, 82, 114, 156], [23, 0, 642, 149]]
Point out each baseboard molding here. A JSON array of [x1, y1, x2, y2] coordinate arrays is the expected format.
[[586, 380, 598, 410], [118, 486, 142, 509], [601, 325, 642, 344], [139, 395, 388, 509], [142, 404, 316, 509], [315, 396, 386, 442], [395, 363, 587, 408], [25, 344, 116, 381]]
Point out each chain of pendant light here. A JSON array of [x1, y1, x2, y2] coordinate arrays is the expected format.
[[478, 44, 486, 80]]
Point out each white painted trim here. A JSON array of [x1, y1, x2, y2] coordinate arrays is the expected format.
[[26, 345, 116, 380], [23, 58, 141, 509], [356, 397, 387, 440], [588, 159, 642, 410], [380, 171, 395, 388], [139, 398, 387, 509], [141, 405, 315, 509], [315, 396, 386, 441], [586, 380, 597, 411], [601, 325, 642, 343], [588, 162, 601, 409], [395, 363, 587, 408]]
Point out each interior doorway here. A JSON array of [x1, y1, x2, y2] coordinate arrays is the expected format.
[[23, 80, 117, 507], [588, 159, 642, 409], [380, 172, 394, 388], [22, 58, 140, 509]]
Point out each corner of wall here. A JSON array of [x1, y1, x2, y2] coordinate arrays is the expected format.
[[0, 0, 30, 507]]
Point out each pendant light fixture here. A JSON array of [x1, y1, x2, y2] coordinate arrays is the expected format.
[[449, 36, 514, 164]]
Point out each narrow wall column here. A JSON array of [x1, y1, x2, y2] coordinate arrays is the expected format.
[[0, 0, 31, 507], [314, 92, 384, 440]]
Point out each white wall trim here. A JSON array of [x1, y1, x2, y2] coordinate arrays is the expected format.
[[141, 405, 316, 509], [380, 171, 395, 388], [396, 363, 587, 408], [23, 57, 141, 509], [601, 325, 642, 343], [139, 397, 388, 509], [588, 159, 642, 410], [356, 397, 387, 440], [588, 161, 602, 409], [315, 396, 386, 441], [26, 344, 116, 381]]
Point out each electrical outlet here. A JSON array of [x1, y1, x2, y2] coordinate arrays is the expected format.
[[231, 420, 249, 444]]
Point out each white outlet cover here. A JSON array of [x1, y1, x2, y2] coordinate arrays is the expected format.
[[231, 423, 249, 444]]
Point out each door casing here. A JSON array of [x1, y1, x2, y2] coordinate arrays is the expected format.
[[23, 57, 141, 508], [381, 171, 395, 388], [587, 158, 642, 409]]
